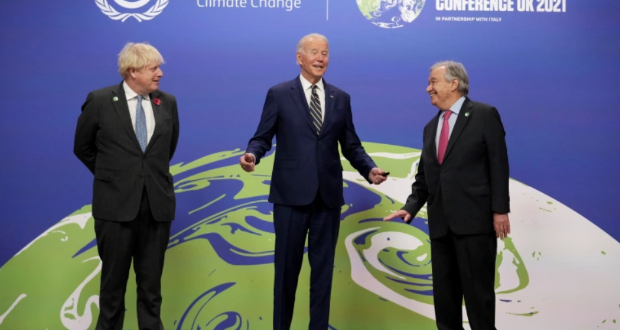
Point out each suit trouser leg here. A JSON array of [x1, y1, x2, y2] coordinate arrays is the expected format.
[[133, 189, 171, 330], [453, 232, 497, 330], [307, 196, 340, 330], [94, 220, 134, 330], [272, 194, 341, 330], [273, 203, 311, 330], [431, 231, 465, 330], [94, 188, 170, 330]]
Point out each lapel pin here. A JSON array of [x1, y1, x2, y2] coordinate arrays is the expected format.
[[330, 95, 334, 98], [153, 97, 161, 106], [465, 112, 470, 117], [112, 96, 118, 102]]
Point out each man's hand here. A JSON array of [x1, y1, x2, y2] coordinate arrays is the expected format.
[[383, 210, 412, 223], [493, 213, 510, 240], [369, 167, 388, 185], [239, 153, 255, 172]]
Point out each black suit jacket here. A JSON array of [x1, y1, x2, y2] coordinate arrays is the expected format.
[[403, 98, 510, 239], [246, 76, 376, 208], [74, 82, 180, 222]]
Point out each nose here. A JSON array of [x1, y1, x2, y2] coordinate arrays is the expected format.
[[157, 68, 163, 77], [426, 84, 432, 93]]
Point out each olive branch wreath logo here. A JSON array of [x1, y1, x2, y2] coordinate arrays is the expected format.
[[96, 0, 169, 22]]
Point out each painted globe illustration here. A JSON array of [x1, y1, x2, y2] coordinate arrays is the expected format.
[[0, 142, 619, 330], [357, 0, 426, 28]]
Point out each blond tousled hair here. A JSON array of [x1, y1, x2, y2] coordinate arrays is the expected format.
[[118, 42, 165, 78]]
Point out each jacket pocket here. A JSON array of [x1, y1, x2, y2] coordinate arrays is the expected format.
[[94, 169, 115, 182], [466, 184, 490, 197], [275, 159, 298, 169]]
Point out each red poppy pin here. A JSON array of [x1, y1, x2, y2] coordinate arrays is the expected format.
[[153, 97, 161, 106]]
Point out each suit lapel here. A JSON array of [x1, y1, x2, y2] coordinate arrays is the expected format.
[[145, 91, 164, 154], [443, 98, 473, 163], [320, 80, 336, 137], [111, 82, 143, 153], [290, 76, 317, 133]]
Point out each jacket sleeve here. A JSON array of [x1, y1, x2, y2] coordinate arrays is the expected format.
[[246, 88, 278, 165], [339, 93, 376, 182], [169, 95, 180, 160], [485, 107, 510, 213], [402, 126, 430, 220], [73, 92, 98, 174]]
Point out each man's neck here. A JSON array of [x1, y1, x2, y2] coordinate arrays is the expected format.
[[439, 95, 462, 111], [300, 72, 321, 85], [125, 79, 146, 96]]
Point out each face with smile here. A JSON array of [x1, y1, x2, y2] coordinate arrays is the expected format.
[[128, 62, 163, 95], [297, 37, 329, 85], [426, 66, 460, 110]]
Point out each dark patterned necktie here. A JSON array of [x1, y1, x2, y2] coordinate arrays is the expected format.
[[309, 85, 322, 135]]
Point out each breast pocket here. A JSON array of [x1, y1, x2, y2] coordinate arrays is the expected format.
[[155, 117, 173, 136]]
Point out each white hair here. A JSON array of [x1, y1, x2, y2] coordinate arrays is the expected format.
[[431, 61, 469, 97], [296, 33, 329, 54]]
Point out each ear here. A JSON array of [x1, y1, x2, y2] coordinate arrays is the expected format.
[[296, 52, 303, 66], [129, 68, 137, 79], [451, 79, 459, 92]]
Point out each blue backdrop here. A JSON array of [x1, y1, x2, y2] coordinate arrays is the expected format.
[[1, 0, 619, 299]]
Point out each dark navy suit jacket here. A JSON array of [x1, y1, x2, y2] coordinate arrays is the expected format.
[[247, 76, 376, 209]]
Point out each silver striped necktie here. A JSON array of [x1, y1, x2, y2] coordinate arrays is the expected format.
[[309, 85, 322, 135]]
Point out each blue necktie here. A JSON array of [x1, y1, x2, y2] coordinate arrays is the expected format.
[[136, 95, 147, 152]]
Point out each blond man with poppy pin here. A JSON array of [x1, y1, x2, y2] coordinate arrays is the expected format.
[[74, 42, 179, 330]]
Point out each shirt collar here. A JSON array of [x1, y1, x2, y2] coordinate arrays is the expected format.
[[123, 81, 150, 101], [448, 96, 466, 115], [299, 74, 324, 92]]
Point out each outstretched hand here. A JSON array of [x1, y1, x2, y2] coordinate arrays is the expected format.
[[383, 210, 412, 223]]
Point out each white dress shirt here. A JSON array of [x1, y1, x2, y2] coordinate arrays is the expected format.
[[123, 81, 156, 143], [299, 75, 326, 121]]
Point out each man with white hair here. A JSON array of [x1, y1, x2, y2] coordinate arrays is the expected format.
[[240, 33, 388, 330], [384, 61, 510, 330], [74, 42, 179, 330]]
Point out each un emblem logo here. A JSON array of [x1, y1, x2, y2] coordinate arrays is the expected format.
[[96, 0, 169, 22]]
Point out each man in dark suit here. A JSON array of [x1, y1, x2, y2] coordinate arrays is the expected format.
[[239, 33, 387, 330], [384, 61, 510, 330], [74, 42, 179, 330]]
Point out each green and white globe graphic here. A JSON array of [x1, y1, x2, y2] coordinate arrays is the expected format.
[[357, 0, 426, 28], [0, 142, 619, 329]]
